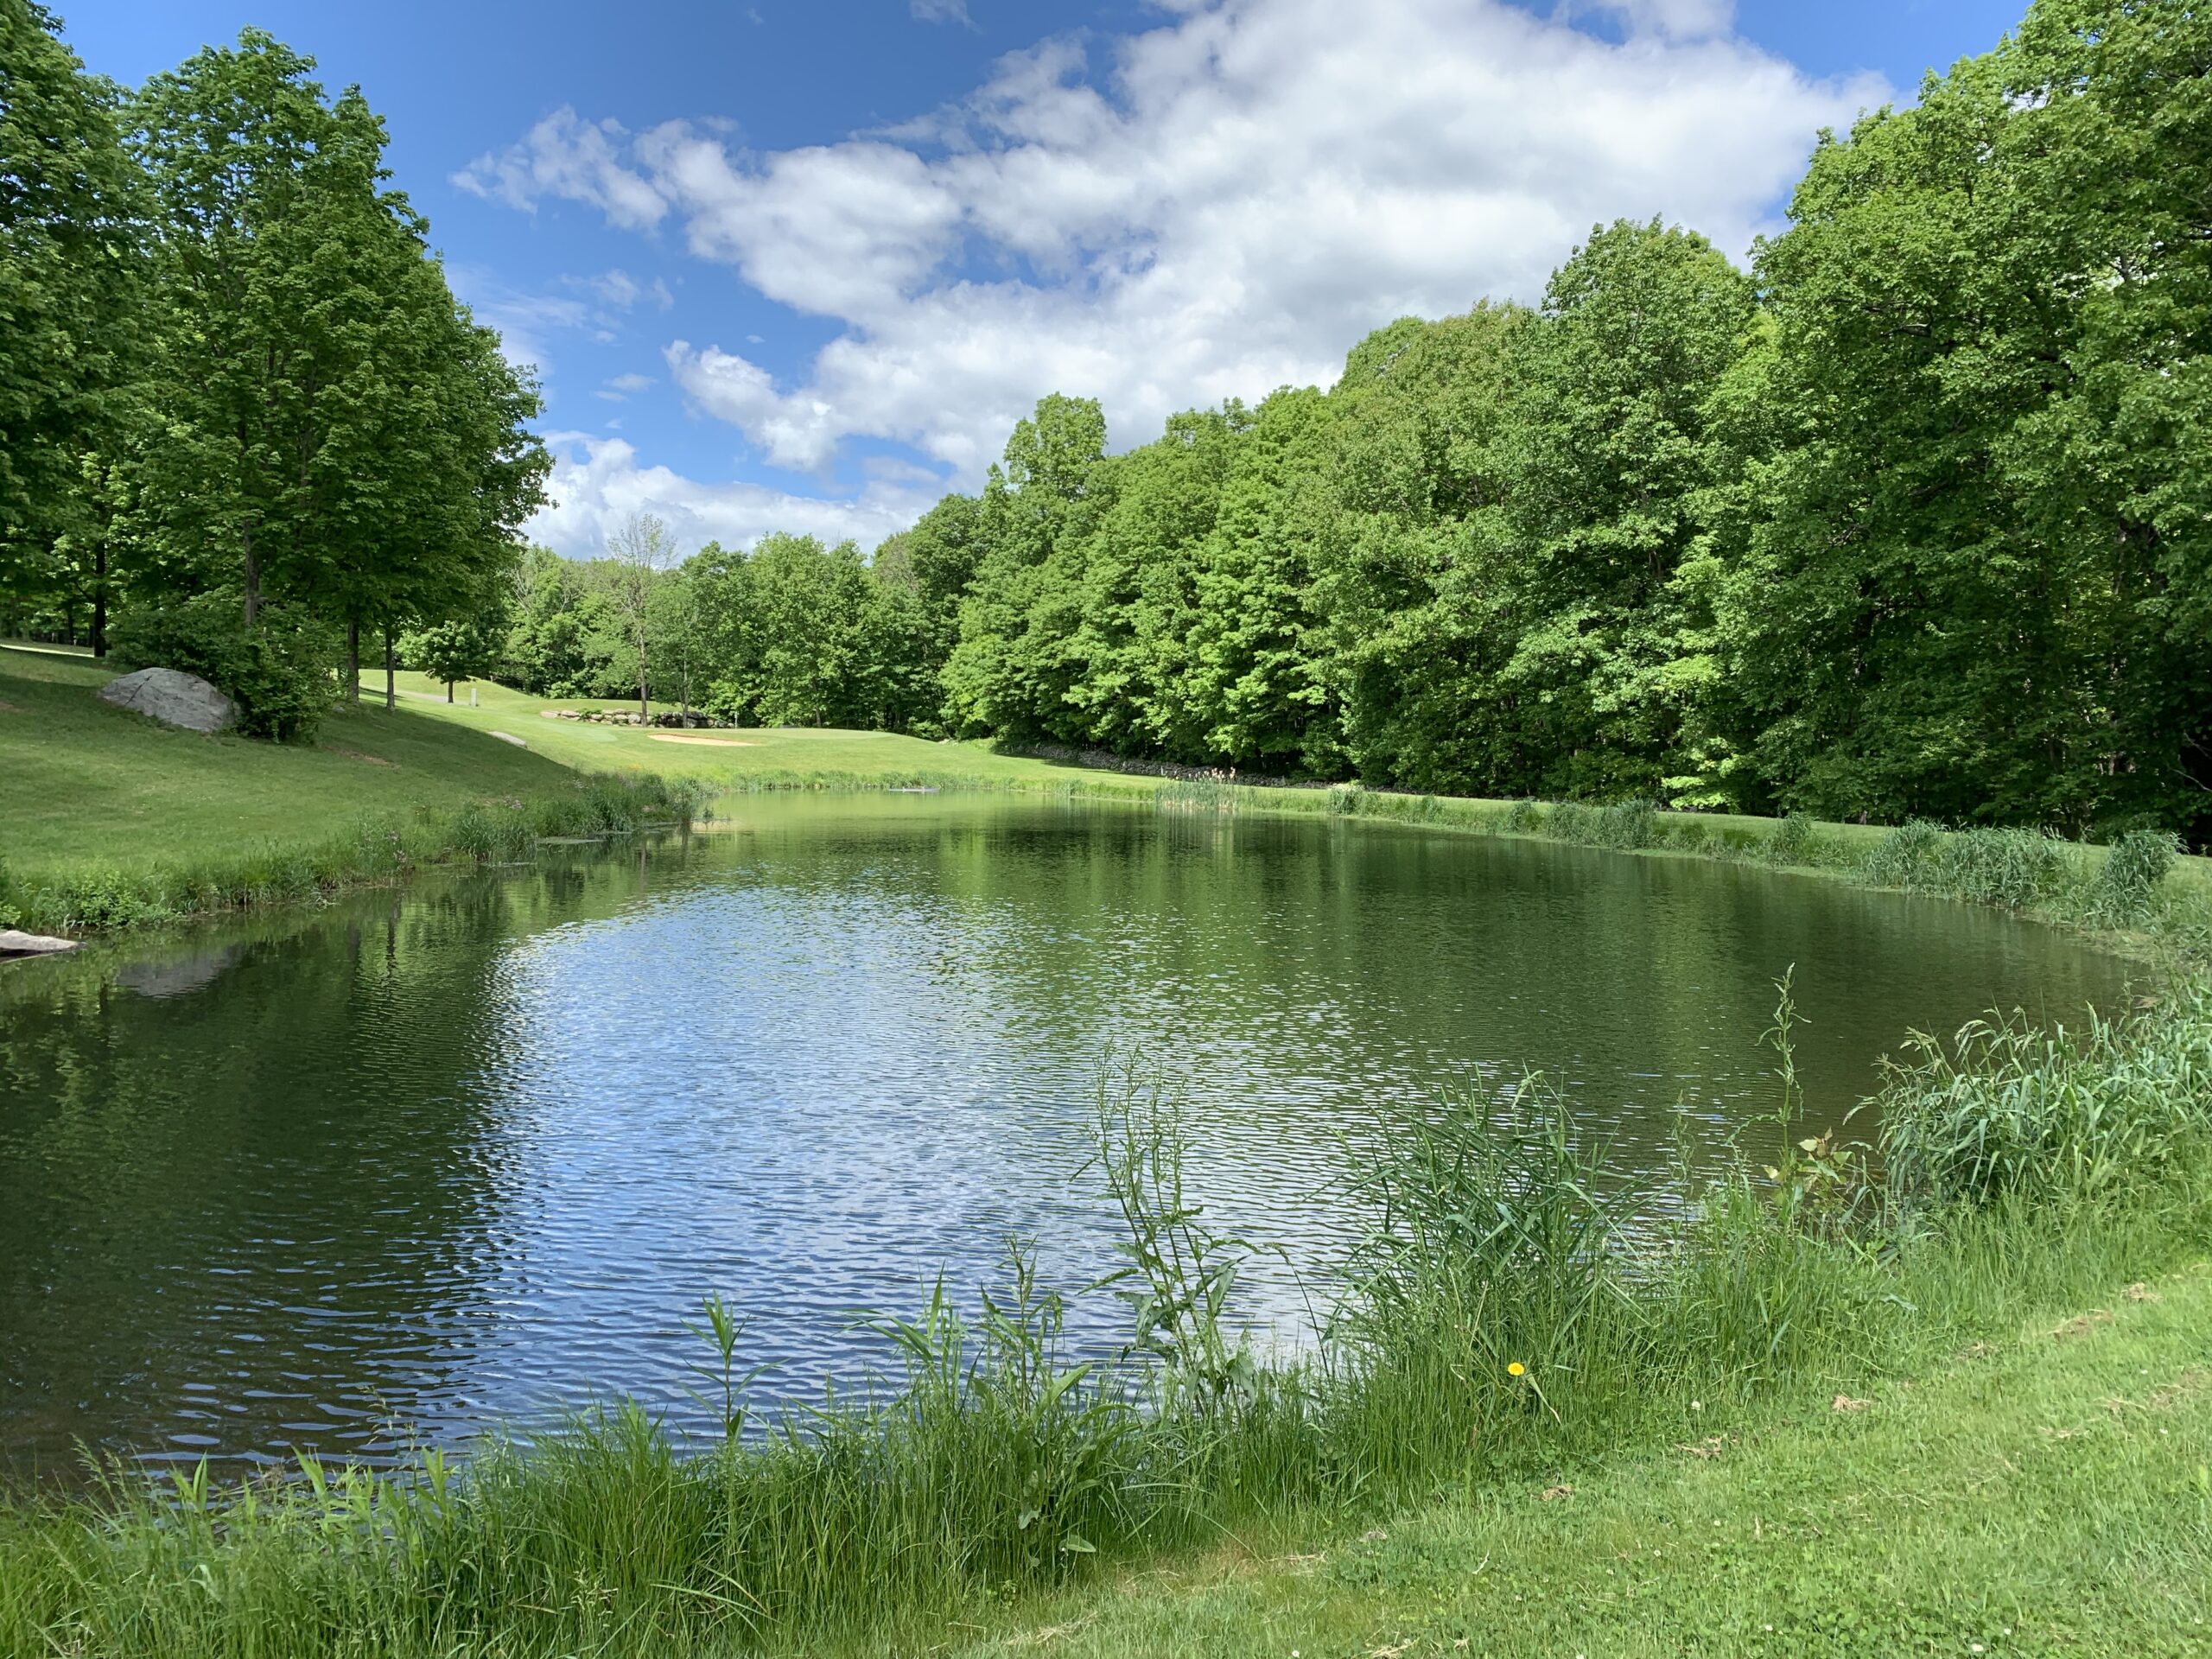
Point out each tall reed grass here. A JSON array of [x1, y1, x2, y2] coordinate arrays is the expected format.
[[1153, 776, 1240, 815]]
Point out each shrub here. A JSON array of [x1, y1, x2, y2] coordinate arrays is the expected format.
[[1863, 819, 1946, 890], [2089, 828, 2180, 923], [1326, 782, 1366, 816], [108, 593, 337, 741], [35, 870, 174, 931], [1764, 810, 1818, 867]]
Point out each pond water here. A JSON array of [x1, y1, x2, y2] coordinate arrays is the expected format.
[[0, 797, 2131, 1481]]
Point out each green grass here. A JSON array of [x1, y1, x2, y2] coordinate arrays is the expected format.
[[0, 648, 714, 932], [347, 668, 1150, 796], [0, 647, 571, 871], [940, 1262, 2212, 1658]]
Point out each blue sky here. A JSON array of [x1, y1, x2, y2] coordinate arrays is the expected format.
[[61, 0, 2031, 557]]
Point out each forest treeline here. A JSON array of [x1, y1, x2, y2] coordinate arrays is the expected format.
[[5, 0, 2207, 836], [0, 7, 543, 735]]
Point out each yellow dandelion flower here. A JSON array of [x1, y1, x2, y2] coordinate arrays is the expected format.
[[1507, 1362, 1526, 1377]]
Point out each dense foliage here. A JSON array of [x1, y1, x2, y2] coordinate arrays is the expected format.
[[0, 11, 545, 735]]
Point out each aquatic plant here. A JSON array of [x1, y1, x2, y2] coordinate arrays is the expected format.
[[1862, 818, 1947, 890], [1764, 810, 1819, 868], [2089, 828, 2181, 925], [1154, 777, 1239, 815], [1874, 986, 2212, 1205], [1942, 826, 2073, 911], [1548, 799, 1659, 850]]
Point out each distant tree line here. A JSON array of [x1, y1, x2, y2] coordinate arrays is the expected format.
[[472, 526, 940, 730], [0, 9, 545, 734], [8, 0, 2206, 840]]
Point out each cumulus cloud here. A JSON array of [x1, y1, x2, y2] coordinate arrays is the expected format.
[[531, 434, 933, 556], [454, 108, 666, 229], [468, 0, 1885, 546]]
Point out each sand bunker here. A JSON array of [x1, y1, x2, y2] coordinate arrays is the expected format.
[[648, 734, 758, 747]]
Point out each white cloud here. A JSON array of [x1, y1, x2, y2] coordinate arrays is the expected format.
[[531, 434, 933, 556], [571, 268, 675, 310], [911, 0, 975, 23], [453, 108, 666, 230], [665, 341, 848, 472], [594, 372, 658, 402], [477, 0, 1885, 541]]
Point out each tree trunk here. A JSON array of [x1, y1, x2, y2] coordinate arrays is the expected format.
[[446, 681, 454, 702], [638, 635, 650, 719], [385, 627, 396, 713], [91, 546, 107, 658], [242, 525, 259, 630], [346, 620, 359, 703]]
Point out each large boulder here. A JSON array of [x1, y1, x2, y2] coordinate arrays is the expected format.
[[98, 667, 237, 734], [0, 930, 79, 958]]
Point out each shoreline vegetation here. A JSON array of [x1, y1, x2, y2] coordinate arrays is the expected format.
[[4, 650, 2205, 948]]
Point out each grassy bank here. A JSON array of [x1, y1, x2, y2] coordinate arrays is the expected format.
[[345, 669, 1129, 795], [0, 647, 715, 933], [10, 647, 2209, 939], [942, 1261, 2212, 1657], [341, 674, 2212, 943]]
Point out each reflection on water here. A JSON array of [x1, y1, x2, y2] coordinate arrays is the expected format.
[[0, 798, 2131, 1479]]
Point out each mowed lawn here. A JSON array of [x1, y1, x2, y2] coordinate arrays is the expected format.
[[0, 648, 1128, 882], [348, 668, 1118, 794], [941, 1263, 2212, 1659], [0, 645, 583, 876]]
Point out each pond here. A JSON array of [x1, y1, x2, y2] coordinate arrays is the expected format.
[[0, 797, 2131, 1481]]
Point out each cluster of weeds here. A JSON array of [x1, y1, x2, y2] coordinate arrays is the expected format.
[[1548, 800, 1661, 850], [2088, 828, 2182, 925], [1763, 810, 1821, 868], [1154, 778, 1240, 815], [1872, 984, 2212, 1205]]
